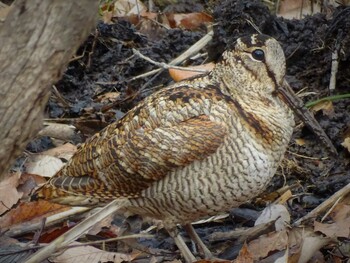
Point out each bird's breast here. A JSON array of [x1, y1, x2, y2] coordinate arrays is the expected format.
[[127, 101, 294, 225]]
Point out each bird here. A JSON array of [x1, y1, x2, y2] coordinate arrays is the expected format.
[[33, 34, 295, 262]]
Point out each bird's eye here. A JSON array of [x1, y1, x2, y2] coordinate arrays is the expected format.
[[251, 49, 265, 61]]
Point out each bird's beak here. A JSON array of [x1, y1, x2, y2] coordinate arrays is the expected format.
[[277, 80, 337, 155]]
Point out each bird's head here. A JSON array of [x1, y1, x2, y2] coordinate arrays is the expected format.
[[212, 34, 286, 96], [210, 34, 337, 154]]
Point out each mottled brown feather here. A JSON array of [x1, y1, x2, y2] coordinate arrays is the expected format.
[[35, 85, 229, 203]]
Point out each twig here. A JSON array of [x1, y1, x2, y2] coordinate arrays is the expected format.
[[281, 80, 337, 155], [320, 196, 342, 222], [286, 150, 329, 160], [129, 30, 214, 81], [329, 34, 341, 91], [52, 85, 70, 107], [329, 50, 339, 91], [5, 207, 91, 237], [67, 233, 154, 248], [24, 199, 128, 263], [132, 49, 209, 73], [87, 29, 98, 69], [33, 218, 46, 246], [208, 220, 275, 243], [69, 46, 87, 62], [286, 43, 301, 60], [293, 183, 350, 226], [246, 19, 261, 34], [38, 122, 79, 142]]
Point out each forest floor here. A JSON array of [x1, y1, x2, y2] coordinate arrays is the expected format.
[[0, 0, 349, 262]]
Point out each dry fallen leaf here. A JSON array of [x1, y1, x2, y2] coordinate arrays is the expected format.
[[314, 203, 350, 239], [113, 0, 147, 17], [167, 12, 213, 29], [341, 137, 350, 153], [0, 172, 23, 215], [25, 143, 77, 178], [289, 228, 330, 263], [52, 242, 133, 263], [233, 243, 254, 263], [169, 63, 215, 82], [25, 155, 64, 178], [42, 143, 77, 160], [247, 230, 288, 260], [95, 92, 121, 104], [38, 124, 79, 142], [87, 214, 114, 235], [277, 0, 322, 19], [255, 204, 290, 231], [310, 100, 335, 117], [17, 173, 47, 198], [0, 200, 69, 229], [295, 138, 306, 146]]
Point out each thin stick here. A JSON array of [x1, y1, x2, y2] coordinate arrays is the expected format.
[[6, 207, 91, 237], [132, 48, 209, 73], [329, 33, 343, 91], [329, 50, 338, 90], [130, 30, 213, 81], [320, 196, 342, 222], [52, 85, 70, 107], [280, 81, 337, 155], [24, 199, 127, 263], [293, 183, 350, 226], [67, 233, 154, 248]]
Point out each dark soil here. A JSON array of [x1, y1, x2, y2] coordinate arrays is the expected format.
[[26, 0, 350, 261]]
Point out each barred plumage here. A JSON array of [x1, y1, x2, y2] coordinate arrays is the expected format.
[[33, 34, 295, 262]]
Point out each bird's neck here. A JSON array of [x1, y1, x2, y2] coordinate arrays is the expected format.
[[209, 66, 295, 147]]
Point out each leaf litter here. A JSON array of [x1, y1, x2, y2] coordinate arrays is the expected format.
[[1, 0, 349, 262]]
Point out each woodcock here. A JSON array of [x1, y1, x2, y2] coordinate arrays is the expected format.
[[33, 34, 295, 262]]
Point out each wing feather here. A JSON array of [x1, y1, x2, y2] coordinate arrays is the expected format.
[[35, 85, 232, 203]]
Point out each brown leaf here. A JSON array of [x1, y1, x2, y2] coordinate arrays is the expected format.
[[17, 173, 47, 198], [95, 92, 121, 104], [295, 138, 306, 146], [24, 143, 77, 178], [39, 225, 71, 243], [167, 12, 213, 30], [341, 137, 350, 153], [42, 143, 77, 160], [310, 100, 335, 117], [0, 200, 69, 229], [169, 63, 215, 82], [0, 172, 23, 215], [38, 124, 79, 142], [247, 230, 288, 260], [288, 227, 330, 263], [233, 243, 254, 263], [52, 242, 133, 262], [87, 214, 114, 235], [255, 204, 290, 231], [314, 203, 350, 238], [25, 155, 64, 178], [113, 0, 147, 17], [277, 0, 322, 19]]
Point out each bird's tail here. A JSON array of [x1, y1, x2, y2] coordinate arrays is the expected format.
[[31, 184, 101, 206]]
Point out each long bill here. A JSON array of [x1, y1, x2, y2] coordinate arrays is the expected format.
[[277, 80, 337, 155]]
